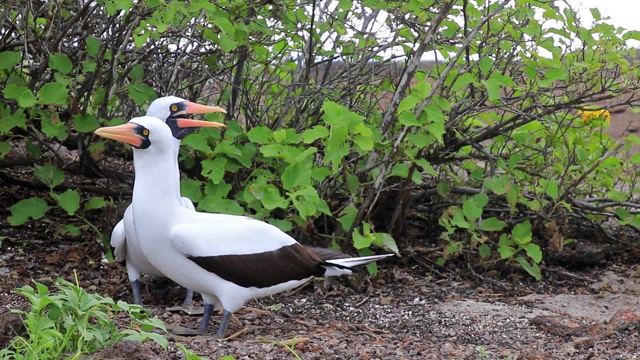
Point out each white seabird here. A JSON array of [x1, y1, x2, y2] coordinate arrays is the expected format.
[[109, 96, 226, 306], [96, 116, 393, 338]]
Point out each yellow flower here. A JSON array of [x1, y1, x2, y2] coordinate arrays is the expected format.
[[577, 109, 611, 125]]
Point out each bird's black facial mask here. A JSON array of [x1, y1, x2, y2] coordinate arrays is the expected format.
[[166, 116, 195, 139], [165, 116, 226, 139], [94, 123, 151, 149], [169, 102, 186, 117], [136, 126, 152, 149]]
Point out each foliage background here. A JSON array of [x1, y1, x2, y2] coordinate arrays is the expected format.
[[3, 0, 640, 278]]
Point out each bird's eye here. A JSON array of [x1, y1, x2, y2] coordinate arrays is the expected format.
[[170, 105, 178, 111], [142, 129, 150, 136]]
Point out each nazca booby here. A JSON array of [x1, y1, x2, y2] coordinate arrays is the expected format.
[[109, 96, 226, 306], [95, 116, 393, 338]]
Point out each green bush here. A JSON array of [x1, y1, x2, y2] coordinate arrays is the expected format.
[[0, 275, 166, 360], [3, 0, 640, 277]]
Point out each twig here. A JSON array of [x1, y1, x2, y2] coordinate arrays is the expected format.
[[540, 266, 595, 283], [555, 142, 624, 206], [220, 326, 253, 341], [355, 296, 369, 307], [0, 170, 131, 198], [466, 263, 510, 290]]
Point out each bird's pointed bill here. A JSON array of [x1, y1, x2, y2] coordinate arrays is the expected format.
[[94, 123, 145, 148], [173, 118, 225, 129], [184, 102, 226, 115]]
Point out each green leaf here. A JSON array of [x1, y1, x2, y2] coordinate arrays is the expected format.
[[498, 244, 516, 259], [397, 95, 419, 114], [0, 141, 10, 158], [34, 164, 65, 188], [48, 53, 73, 75], [478, 244, 491, 258], [413, 158, 437, 176], [523, 243, 543, 263], [8, 197, 50, 226], [629, 152, 640, 164], [514, 256, 542, 280], [213, 17, 235, 35], [372, 232, 399, 254], [247, 126, 272, 143], [198, 197, 245, 215], [478, 56, 494, 74], [180, 180, 203, 203], [302, 126, 329, 143], [0, 51, 22, 70], [512, 220, 532, 245], [327, 123, 349, 152], [201, 157, 227, 184], [281, 160, 312, 191], [248, 183, 288, 210], [497, 234, 515, 259], [365, 261, 379, 276], [217, 33, 238, 52], [436, 181, 450, 196], [53, 189, 81, 215], [61, 224, 81, 236], [25, 139, 41, 158], [182, 133, 211, 153], [126, 83, 157, 105], [391, 162, 410, 178], [353, 134, 373, 151], [337, 205, 358, 232], [321, 101, 343, 123], [450, 72, 476, 92], [450, 209, 471, 229], [39, 111, 68, 140], [544, 67, 567, 82], [0, 108, 27, 134], [481, 78, 501, 102], [324, 128, 350, 170], [73, 113, 100, 132], [86, 37, 102, 57], [398, 111, 421, 126], [3, 84, 37, 108], [484, 176, 511, 195], [479, 217, 507, 231], [352, 230, 373, 250], [85, 197, 107, 211], [290, 186, 322, 219], [38, 82, 68, 105], [462, 193, 489, 220], [541, 178, 559, 200]]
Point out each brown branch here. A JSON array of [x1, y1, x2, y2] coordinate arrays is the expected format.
[[0, 169, 131, 199]]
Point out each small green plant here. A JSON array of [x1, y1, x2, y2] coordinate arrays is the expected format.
[[175, 343, 207, 360], [0, 273, 167, 360], [174, 345, 237, 360], [258, 336, 302, 360]]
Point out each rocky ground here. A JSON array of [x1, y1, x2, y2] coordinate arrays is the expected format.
[[2, 204, 640, 359]]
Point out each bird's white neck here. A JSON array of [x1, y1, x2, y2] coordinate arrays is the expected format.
[[131, 147, 182, 212]]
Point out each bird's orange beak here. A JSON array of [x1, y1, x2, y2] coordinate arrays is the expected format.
[[172, 118, 226, 129], [94, 123, 145, 147], [183, 101, 226, 116]]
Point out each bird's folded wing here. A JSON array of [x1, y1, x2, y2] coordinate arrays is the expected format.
[[170, 221, 297, 257], [170, 222, 326, 288], [110, 219, 126, 262]]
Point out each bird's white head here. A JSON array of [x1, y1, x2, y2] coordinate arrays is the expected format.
[[146, 96, 226, 122]]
